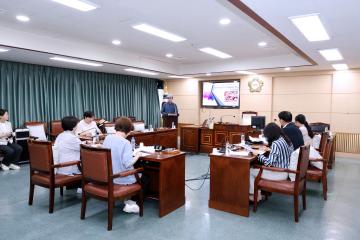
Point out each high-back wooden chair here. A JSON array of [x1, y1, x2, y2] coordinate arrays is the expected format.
[[80, 145, 144, 231], [317, 132, 329, 155], [27, 140, 81, 213], [253, 145, 310, 222], [307, 138, 333, 200], [49, 120, 64, 140]]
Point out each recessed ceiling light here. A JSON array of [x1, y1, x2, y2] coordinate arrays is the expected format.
[[52, 0, 98, 12], [257, 41, 267, 47], [332, 63, 348, 71], [168, 75, 191, 79], [284, 67, 291, 71], [112, 40, 121, 45], [166, 53, 173, 58], [16, 15, 30, 22], [132, 24, 186, 42], [237, 71, 255, 75], [199, 47, 232, 59], [0, 48, 10, 52], [219, 18, 231, 25], [124, 68, 158, 76], [289, 14, 330, 42], [206, 73, 212, 76], [50, 56, 102, 67], [319, 48, 343, 61]]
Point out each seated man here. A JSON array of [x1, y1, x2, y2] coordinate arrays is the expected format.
[[249, 123, 294, 201], [75, 111, 101, 137], [103, 117, 141, 213], [0, 108, 22, 171], [54, 116, 82, 176], [278, 111, 304, 150]]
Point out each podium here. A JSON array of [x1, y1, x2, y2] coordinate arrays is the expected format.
[[162, 114, 178, 128]]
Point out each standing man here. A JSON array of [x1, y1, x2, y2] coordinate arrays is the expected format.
[[277, 111, 304, 150], [0, 109, 22, 171], [161, 94, 179, 128]]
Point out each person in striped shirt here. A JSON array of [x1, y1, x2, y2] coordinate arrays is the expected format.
[[249, 122, 294, 201]]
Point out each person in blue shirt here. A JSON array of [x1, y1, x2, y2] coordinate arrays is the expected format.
[[103, 117, 141, 213], [161, 94, 179, 116]]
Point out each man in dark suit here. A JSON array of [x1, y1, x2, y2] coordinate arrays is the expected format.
[[278, 111, 304, 150]]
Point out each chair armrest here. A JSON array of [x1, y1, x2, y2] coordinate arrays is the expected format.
[[112, 168, 144, 179], [259, 165, 299, 174], [53, 160, 81, 168]]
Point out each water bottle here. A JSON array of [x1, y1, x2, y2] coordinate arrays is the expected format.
[[149, 124, 153, 132], [241, 134, 245, 144], [131, 137, 136, 150], [225, 140, 230, 156], [171, 122, 175, 129]]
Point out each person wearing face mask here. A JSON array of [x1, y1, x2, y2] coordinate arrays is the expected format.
[[54, 116, 82, 176], [249, 123, 294, 202], [75, 111, 101, 137], [0, 108, 22, 171]]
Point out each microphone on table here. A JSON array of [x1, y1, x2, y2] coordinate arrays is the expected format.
[[219, 115, 236, 123]]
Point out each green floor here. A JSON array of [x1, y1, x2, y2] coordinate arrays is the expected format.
[[0, 154, 359, 240]]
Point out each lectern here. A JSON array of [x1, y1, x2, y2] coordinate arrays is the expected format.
[[162, 114, 178, 128]]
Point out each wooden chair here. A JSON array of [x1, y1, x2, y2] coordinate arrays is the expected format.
[[50, 120, 63, 140], [80, 145, 144, 231], [27, 140, 81, 213], [307, 138, 333, 200], [317, 132, 329, 155], [253, 145, 310, 222]]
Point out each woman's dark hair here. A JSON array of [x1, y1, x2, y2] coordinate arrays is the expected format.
[[0, 108, 8, 116], [278, 111, 292, 123], [263, 122, 292, 147], [115, 117, 134, 134], [61, 116, 80, 131], [83, 111, 94, 119], [295, 114, 314, 138]]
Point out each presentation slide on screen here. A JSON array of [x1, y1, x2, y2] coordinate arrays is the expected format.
[[202, 81, 239, 107]]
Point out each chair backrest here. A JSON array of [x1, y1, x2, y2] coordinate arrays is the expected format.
[[322, 138, 333, 174], [104, 122, 115, 128], [242, 111, 257, 125], [50, 120, 63, 137], [27, 139, 53, 173], [296, 145, 310, 183], [80, 145, 112, 183], [319, 132, 330, 154]]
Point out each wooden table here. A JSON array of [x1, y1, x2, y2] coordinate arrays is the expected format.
[[136, 151, 185, 217], [209, 152, 257, 217]]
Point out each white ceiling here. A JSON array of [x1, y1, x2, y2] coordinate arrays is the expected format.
[[0, 0, 358, 78]]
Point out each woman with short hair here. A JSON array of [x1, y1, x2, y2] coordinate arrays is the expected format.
[[54, 116, 82, 175], [103, 117, 141, 213]]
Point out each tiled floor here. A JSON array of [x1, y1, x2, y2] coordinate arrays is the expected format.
[[0, 154, 359, 240]]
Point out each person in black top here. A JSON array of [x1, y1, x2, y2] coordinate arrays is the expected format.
[[278, 111, 304, 150]]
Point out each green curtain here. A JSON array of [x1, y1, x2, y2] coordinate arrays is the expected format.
[[0, 60, 161, 128]]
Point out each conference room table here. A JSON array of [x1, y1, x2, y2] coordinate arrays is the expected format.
[[209, 150, 258, 217]]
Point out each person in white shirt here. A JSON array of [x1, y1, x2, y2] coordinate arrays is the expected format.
[[295, 114, 314, 146], [75, 111, 101, 137], [54, 116, 82, 175], [0, 109, 22, 171]]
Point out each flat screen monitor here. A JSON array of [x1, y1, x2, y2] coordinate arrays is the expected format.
[[251, 116, 265, 130], [201, 80, 240, 108]]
